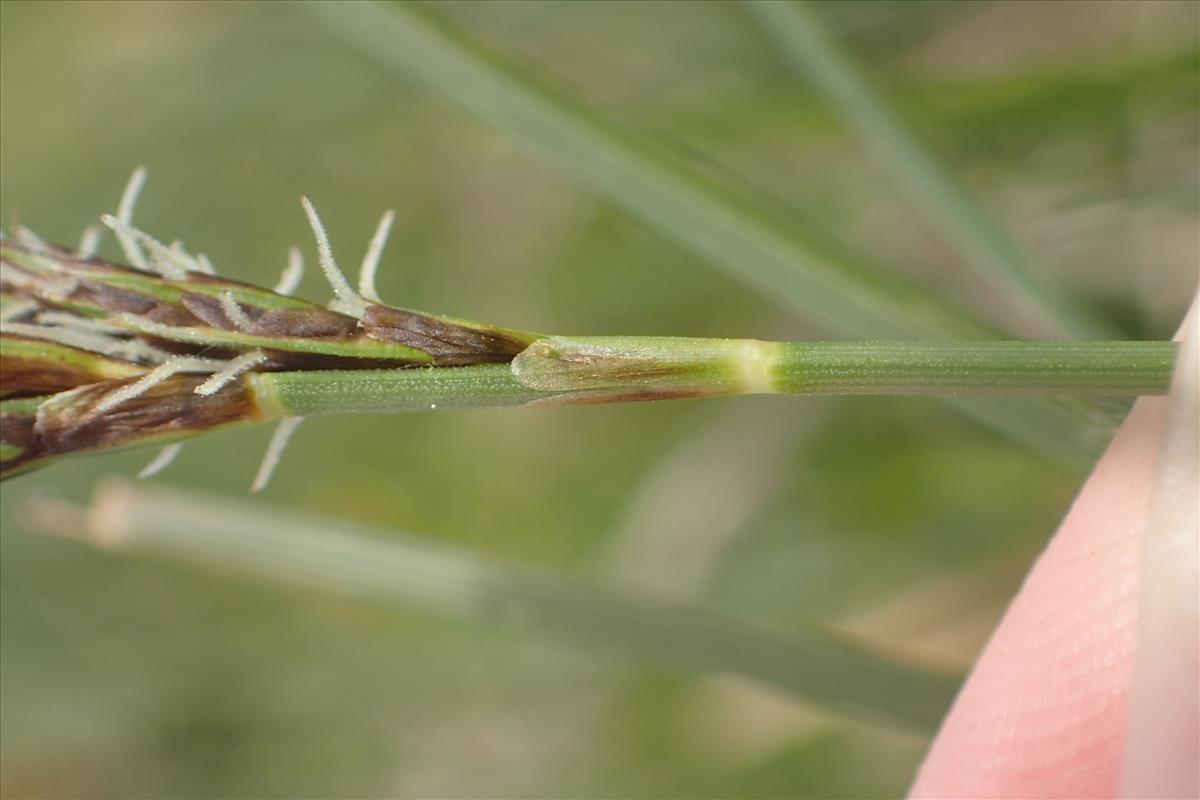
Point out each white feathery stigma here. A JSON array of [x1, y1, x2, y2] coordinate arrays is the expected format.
[[138, 444, 184, 479], [251, 416, 304, 493], [76, 225, 102, 259], [274, 246, 304, 295], [195, 350, 268, 396], [114, 166, 150, 270], [299, 196, 366, 317], [13, 225, 50, 252], [91, 356, 217, 415], [195, 253, 217, 275], [100, 215, 192, 279], [219, 290, 254, 332], [169, 240, 209, 274], [359, 209, 395, 303]]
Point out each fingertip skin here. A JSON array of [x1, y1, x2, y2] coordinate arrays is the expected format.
[[910, 396, 1168, 800], [1121, 306, 1199, 800]]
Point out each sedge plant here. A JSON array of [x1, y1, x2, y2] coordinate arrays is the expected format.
[[2, 5, 1195, 795], [0, 171, 1179, 489]]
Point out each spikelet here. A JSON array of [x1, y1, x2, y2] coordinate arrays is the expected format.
[[1, 170, 537, 486]]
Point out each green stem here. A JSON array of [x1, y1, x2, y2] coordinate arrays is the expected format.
[[768, 340, 1177, 395], [253, 363, 542, 418], [256, 339, 1178, 420], [2, 338, 1175, 479]]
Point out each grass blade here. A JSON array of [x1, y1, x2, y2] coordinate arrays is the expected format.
[[742, 0, 1116, 340], [313, 1, 979, 342], [28, 482, 963, 733], [311, 0, 1119, 467]]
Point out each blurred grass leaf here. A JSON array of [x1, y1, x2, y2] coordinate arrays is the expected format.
[[32, 482, 962, 733], [742, 0, 1116, 340]]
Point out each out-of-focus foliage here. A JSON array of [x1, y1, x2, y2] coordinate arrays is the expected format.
[[1, 2, 1196, 797]]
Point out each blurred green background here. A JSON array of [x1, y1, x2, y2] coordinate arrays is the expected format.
[[1, 1, 1196, 797]]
